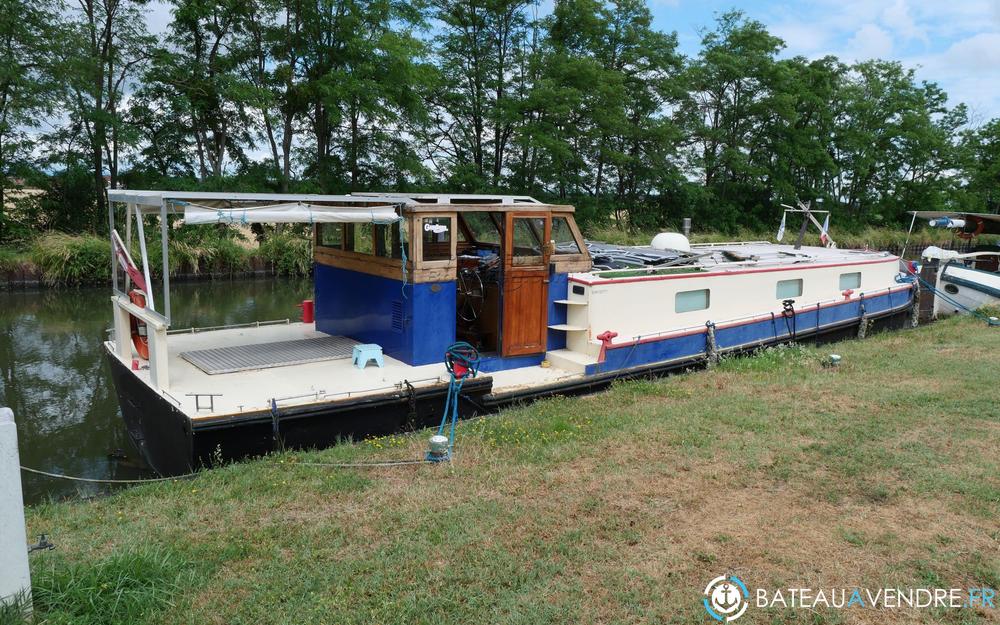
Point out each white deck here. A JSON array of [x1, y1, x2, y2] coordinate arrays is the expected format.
[[108, 323, 582, 420]]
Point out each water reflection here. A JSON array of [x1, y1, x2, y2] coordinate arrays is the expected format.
[[0, 278, 312, 505]]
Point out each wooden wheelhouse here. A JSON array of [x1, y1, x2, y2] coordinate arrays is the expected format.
[[313, 194, 590, 367]]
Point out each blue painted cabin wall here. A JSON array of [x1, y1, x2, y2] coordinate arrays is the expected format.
[[588, 288, 911, 375], [314, 263, 455, 366], [315, 262, 573, 369]]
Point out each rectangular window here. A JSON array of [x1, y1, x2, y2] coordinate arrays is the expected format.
[[776, 278, 803, 299], [317, 224, 343, 248], [839, 272, 861, 290], [675, 289, 710, 313], [552, 216, 581, 254], [375, 224, 398, 258], [343, 223, 373, 255], [422, 217, 452, 261], [511, 217, 545, 266]]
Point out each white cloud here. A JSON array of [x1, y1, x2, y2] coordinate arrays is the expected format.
[[881, 0, 928, 43], [771, 21, 831, 55], [846, 23, 895, 59]]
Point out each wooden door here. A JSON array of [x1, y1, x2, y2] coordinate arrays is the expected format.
[[501, 212, 551, 356]]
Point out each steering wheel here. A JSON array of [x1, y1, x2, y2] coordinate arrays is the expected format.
[[457, 267, 486, 322]]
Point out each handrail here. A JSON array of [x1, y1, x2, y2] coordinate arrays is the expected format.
[[167, 319, 291, 335]]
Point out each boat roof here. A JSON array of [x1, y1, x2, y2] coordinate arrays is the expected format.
[[107, 190, 574, 214], [107, 190, 387, 212], [582, 241, 895, 277]]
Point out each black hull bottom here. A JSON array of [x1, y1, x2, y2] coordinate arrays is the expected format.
[[106, 306, 912, 476]]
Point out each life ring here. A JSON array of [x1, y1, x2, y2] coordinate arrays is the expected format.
[[129, 289, 150, 360], [955, 216, 985, 240]]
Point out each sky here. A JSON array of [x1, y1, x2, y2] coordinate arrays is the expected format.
[[142, 0, 1000, 121], [650, 0, 1000, 122]]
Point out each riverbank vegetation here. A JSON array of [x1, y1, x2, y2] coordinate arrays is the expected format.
[[4, 224, 993, 287], [14, 315, 999, 624], [2, 1, 1000, 250]]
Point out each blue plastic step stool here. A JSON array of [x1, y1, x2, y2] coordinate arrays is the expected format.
[[352, 344, 384, 370]]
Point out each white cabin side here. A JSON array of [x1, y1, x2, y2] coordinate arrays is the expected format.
[[562, 252, 901, 353]]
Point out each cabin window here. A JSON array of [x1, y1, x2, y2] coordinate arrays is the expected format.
[[317, 223, 344, 248], [839, 272, 861, 290], [776, 278, 803, 299], [511, 217, 545, 266], [461, 211, 502, 245], [343, 223, 374, 254], [374, 223, 405, 259], [422, 217, 452, 261], [675, 289, 710, 313], [552, 217, 581, 254]]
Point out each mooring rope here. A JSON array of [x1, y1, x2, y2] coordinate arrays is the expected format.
[[20, 465, 197, 484]]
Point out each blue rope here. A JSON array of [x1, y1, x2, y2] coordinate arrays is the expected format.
[[909, 271, 998, 325], [428, 342, 480, 462]]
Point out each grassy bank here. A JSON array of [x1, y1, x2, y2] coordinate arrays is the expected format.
[[0, 230, 312, 287], [14, 316, 999, 624]]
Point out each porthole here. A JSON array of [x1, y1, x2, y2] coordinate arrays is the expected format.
[[944, 283, 959, 295]]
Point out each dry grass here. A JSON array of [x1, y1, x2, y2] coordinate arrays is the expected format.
[[20, 316, 1000, 624]]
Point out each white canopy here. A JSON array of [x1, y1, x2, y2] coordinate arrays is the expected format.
[[182, 202, 400, 225]]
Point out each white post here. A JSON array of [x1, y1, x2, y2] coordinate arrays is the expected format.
[[0, 407, 31, 614]]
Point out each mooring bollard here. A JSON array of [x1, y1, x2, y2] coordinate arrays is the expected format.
[[0, 407, 32, 615]]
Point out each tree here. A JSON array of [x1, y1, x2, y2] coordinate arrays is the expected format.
[[960, 119, 1000, 213], [58, 0, 153, 227], [0, 0, 59, 240], [426, 0, 531, 188], [678, 11, 787, 228]]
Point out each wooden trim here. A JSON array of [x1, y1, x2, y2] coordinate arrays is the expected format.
[[413, 213, 457, 271], [315, 247, 411, 280], [552, 257, 593, 273]]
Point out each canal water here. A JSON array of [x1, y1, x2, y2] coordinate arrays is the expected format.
[[0, 278, 311, 505]]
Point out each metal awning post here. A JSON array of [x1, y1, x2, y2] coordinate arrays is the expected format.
[[134, 206, 155, 310], [108, 198, 118, 293], [161, 199, 171, 325]]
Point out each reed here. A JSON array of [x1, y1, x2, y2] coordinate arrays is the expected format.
[[29, 233, 111, 286]]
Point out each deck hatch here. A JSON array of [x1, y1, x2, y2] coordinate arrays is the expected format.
[[180, 335, 360, 375]]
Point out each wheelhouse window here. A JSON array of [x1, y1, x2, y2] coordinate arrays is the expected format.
[[776, 278, 803, 299], [551, 216, 581, 254], [375, 223, 406, 259], [511, 217, 545, 266], [422, 217, 452, 261], [839, 272, 861, 290], [343, 223, 374, 255], [317, 223, 344, 248], [675, 289, 710, 313], [460, 211, 501, 245]]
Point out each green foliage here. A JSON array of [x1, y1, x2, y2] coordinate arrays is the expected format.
[[258, 232, 312, 276], [30, 232, 110, 285], [30, 546, 189, 625], [5, 0, 1000, 239], [0, 247, 26, 272]]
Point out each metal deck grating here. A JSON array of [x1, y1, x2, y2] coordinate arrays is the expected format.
[[180, 335, 360, 375]]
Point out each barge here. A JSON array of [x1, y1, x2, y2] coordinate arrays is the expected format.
[[104, 191, 915, 474]]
